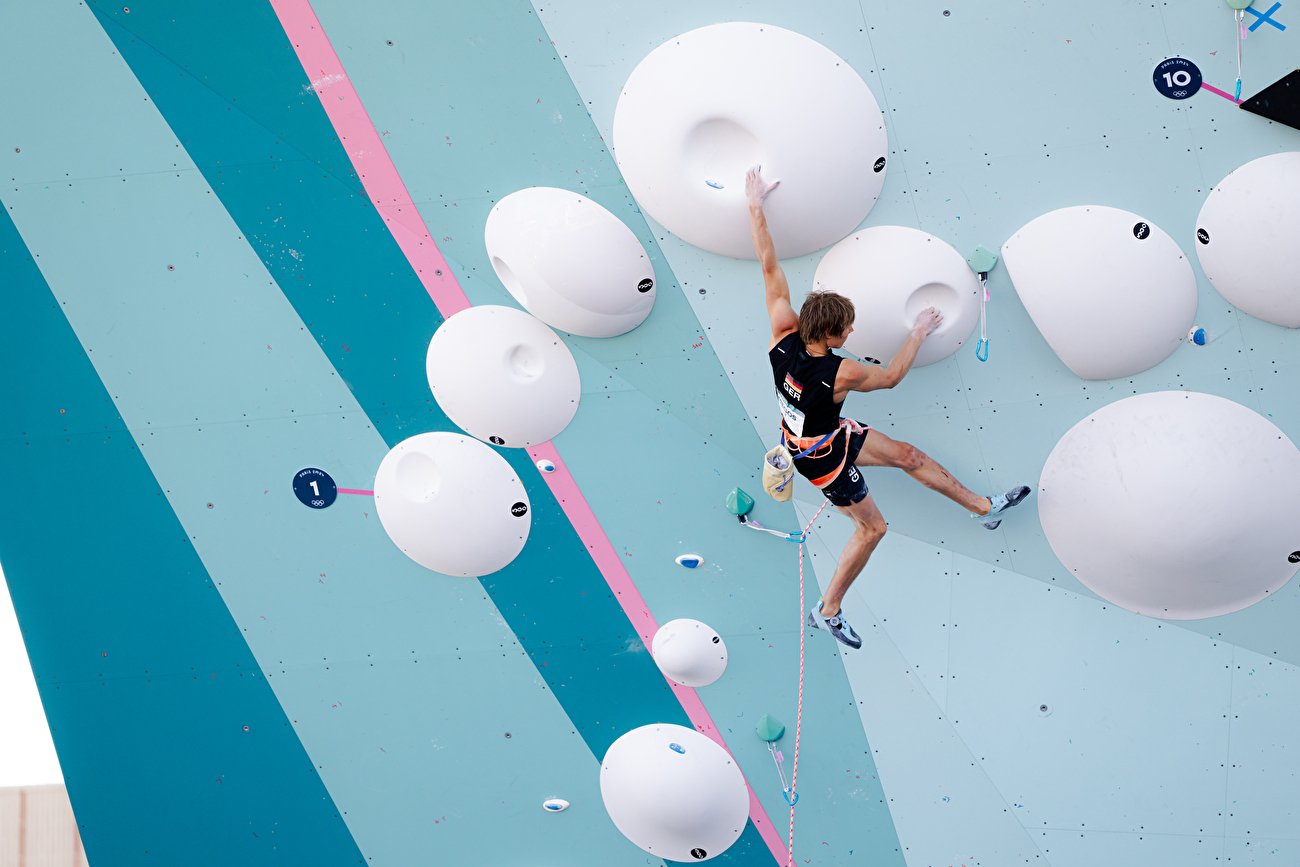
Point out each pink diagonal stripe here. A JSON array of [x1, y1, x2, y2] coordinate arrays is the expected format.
[[527, 443, 791, 863], [268, 3, 788, 864], [337, 488, 374, 496], [268, 0, 470, 318], [1201, 81, 1240, 103]]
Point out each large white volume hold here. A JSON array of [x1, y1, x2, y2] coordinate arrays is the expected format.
[[1002, 206, 1197, 380], [484, 188, 656, 338], [373, 433, 531, 577], [612, 22, 887, 260], [426, 305, 580, 448], [600, 724, 748, 862], [813, 227, 979, 367], [1039, 392, 1300, 619], [1195, 152, 1300, 327], [651, 619, 728, 687]]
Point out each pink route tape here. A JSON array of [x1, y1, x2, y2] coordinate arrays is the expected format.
[[1200, 81, 1241, 103], [525, 443, 791, 862], [267, 3, 788, 863], [337, 488, 374, 496], [268, 0, 471, 318]]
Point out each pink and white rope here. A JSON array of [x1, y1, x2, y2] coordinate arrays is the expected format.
[[787, 499, 828, 866]]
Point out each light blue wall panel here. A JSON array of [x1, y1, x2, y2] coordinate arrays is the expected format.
[[794, 502, 1050, 867], [800, 496, 1300, 863], [532, 0, 1300, 671]]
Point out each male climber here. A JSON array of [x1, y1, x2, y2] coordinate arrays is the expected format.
[[748, 166, 1030, 650]]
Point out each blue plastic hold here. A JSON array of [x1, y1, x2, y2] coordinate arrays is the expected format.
[[676, 554, 705, 569]]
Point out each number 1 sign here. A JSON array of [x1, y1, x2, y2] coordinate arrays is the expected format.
[[293, 467, 338, 509], [1153, 57, 1203, 100]]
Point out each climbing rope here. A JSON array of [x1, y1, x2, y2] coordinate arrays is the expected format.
[[786, 499, 828, 867]]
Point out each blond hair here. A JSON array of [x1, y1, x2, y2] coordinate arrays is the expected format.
[[798, 290, 855, 344]]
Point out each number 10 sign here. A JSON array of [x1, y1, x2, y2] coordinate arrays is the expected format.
[[293, 467, 338, 509], [1153, 57, 1203, 100]]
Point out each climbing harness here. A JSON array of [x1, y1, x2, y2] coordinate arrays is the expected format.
[[785, 499, 828, 866], [967, 245, 999, 362]]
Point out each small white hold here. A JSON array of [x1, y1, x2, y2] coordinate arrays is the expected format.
[[1002, 206, 1197, 380], [600, 724, 748, 861], [426, 305, 580, 448], [1195, 152, 1300, 327], [813, 226, 980, 367], [536, 458, 556, 473], [675, 554, 704, 569], [542, 798, 570, 813], [373, 432, 530, 577], [652, 619, 727, 687], [485, 187, 656, 338]]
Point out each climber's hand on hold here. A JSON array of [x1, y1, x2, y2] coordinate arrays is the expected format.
[[913, 307, 942, 338], [746, 165, 780, 209]]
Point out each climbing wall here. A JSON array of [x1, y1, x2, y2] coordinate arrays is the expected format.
[[0, 1, 1297, 866]]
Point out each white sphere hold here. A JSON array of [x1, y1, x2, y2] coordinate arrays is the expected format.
[[373, 433, 531, 577], [601, 724, 748, 861], [1195, 152, 1300, 327], [426, 306, 580, 448], [1039, 392, 1300, 619], [813, 227, 979, 367], [652, 619, 728, 687], [485, 188, 656, 338], [612, 22, 887, 260], [1002, 206, 1197, 380]]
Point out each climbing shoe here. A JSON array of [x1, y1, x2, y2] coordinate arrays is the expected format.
[[977, 484, 1032, 529], [807, 602, 862, 650]]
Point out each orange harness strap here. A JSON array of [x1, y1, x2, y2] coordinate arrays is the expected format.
[[781, 418, 866, 489]]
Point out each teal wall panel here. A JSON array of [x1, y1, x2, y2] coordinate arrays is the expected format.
[[0, 205, 364, 865], [2, 3, 670, 865]]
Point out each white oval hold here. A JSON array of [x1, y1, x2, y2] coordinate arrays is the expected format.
[[427, 305, 580, 447], [652, 619, 727, 687], [374, 432, 531, 577], [1002, 206, 1197, 379], [535, 458, 556, 474], [1039, 392, 1300, 619], [613, 22, 887, 260], [1195, 152, 1300, 327], [675, 554, 704, 569], [485, 188, 656, 337], [813, 226, 979, 367], [600, 724, 748, 861], [542, 798, 570, 813]]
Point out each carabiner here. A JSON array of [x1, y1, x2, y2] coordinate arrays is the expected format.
[[783, 788, 799, 807], [975, 338, 989, 362]]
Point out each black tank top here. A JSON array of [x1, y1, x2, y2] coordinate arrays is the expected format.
[[769, 332, 846, 481]]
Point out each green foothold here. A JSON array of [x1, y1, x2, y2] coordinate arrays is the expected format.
[[1226, 0, 1252, 9], [967, 244, 999, 274], [726, 487, 754, 517], [755, 714, 786, 742]]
